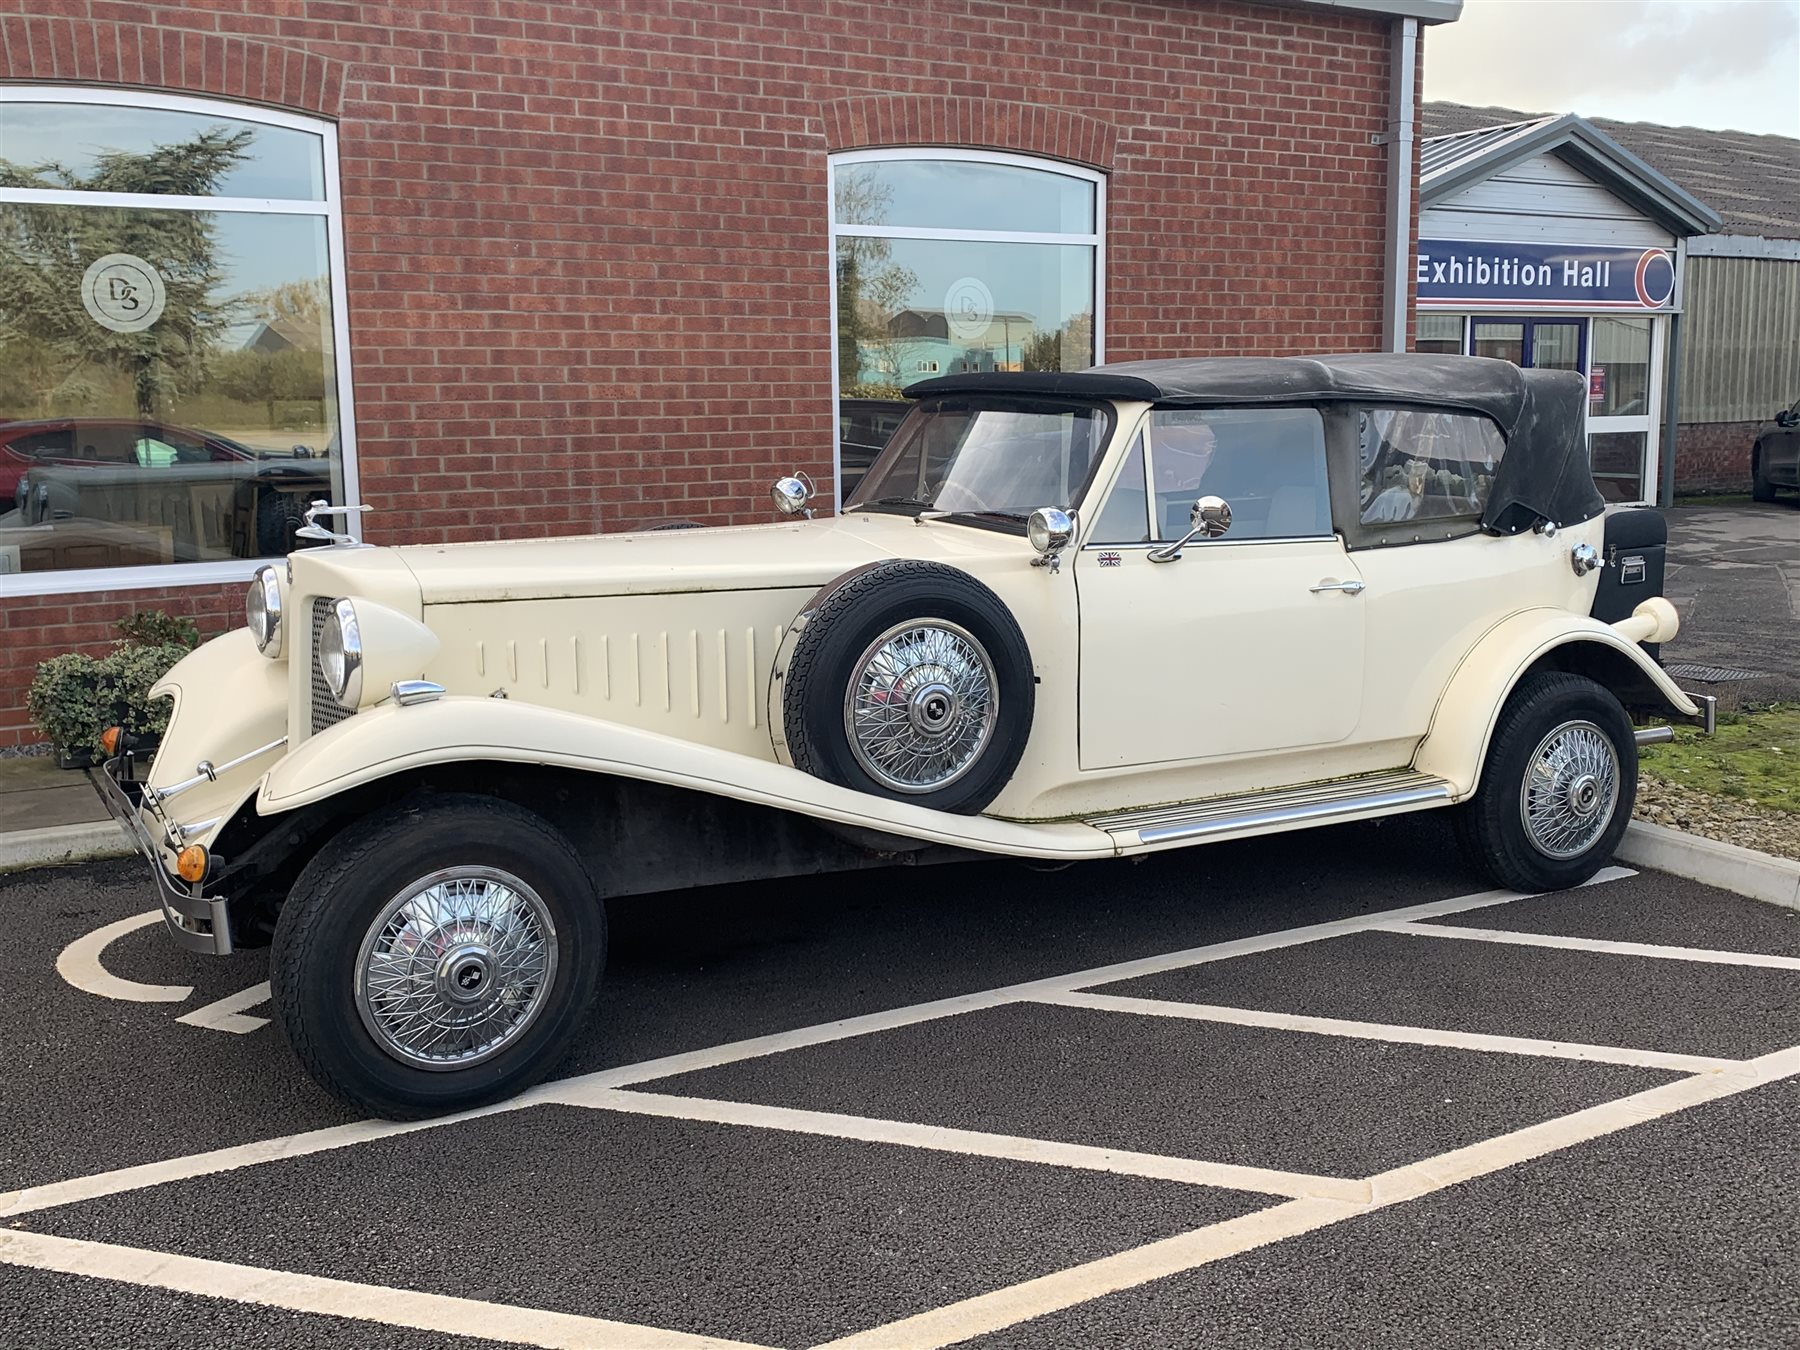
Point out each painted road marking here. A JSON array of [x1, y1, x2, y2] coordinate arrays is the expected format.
[[24, 863, 1758, 1350], [0, 1228, 773, 1350], [4, 872, 1635, 1221], [175, 981, 273, 1034], [807, 1045, 1800, 1350], [1375, 920, 1800, 970], [54, 910, 191, 1004], [546, 1087, 1371, 1203], [1033, 989, 1743, 1075]]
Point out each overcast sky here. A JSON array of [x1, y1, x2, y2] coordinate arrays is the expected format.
[[1424, 0, 1800, 137]]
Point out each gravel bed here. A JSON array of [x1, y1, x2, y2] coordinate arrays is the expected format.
[[1635, 775, 1800, 862]]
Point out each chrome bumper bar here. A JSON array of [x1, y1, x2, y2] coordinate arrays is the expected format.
[[91, 756, 234, 956]]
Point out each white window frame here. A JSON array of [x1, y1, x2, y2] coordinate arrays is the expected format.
[[826, 147, 1106, 511], [0, 85, 361, 598]]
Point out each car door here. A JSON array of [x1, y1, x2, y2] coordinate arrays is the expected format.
[[1075, 406, 1365, 770], [1774, 399, 1800, 485]]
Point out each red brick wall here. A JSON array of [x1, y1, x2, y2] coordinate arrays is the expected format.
[[0, 0, 1398, 747], [1674, 420, 1759, 495]]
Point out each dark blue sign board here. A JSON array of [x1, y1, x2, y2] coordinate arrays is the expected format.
[[1417, 239, 1675, 310]]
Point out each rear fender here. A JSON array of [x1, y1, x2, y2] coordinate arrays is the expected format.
[[1415, 609, 1699, 797], [257, 696, 1113, 860]]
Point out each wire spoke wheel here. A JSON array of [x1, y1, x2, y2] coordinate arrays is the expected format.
[[354, 866, 559, 1071], [1518, 719, 1620, 860], [843, 619, 998, 793]]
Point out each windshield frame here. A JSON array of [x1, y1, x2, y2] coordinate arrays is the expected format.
[[843, 394, 1118, 533]]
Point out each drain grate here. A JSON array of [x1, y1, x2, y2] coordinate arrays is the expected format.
[[1662, 662, 1763, 683]]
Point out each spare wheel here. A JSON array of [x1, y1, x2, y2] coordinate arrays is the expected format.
[[776, 560, 1034, 815]]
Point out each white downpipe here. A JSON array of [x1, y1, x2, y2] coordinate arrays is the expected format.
[[1381, 17, 1419, 352]]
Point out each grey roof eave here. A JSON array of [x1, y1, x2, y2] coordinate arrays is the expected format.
[[1284, 0, 1464, 21], [1422, 113, 1723, 236]]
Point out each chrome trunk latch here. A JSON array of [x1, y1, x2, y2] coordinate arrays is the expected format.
[[1570, 542, 1603, 576]]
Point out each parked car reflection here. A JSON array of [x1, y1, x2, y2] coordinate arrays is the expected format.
[[1, 417, 332, 569]]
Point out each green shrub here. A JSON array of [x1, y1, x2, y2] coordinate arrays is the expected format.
[[27, 610, 204, 761], [115, 610, 201, 650]]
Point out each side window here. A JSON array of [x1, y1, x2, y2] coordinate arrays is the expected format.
[[1359, 408, 1505, 526], [1087, 430, 1149, 543], [1147, 407, 1330, 542]]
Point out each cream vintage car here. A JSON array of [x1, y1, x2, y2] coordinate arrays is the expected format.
[[97, 353, 1714, 1118]]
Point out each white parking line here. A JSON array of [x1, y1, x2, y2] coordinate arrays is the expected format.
[[0, 1228, 774, 1350], [549, 1087, 1371, 1203], [1375, 921, 1800, 970], [810, 1045, 1800, 1350], [175, 981, 273, 1034], [2, 872, 1635, 1223], [54, 910, 191, 1004], [1033, 989, 1743, 1075], [12, 865, 1703, 1350]]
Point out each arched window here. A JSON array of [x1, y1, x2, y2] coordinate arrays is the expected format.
[[0, 88, 356, 593], [829, 150, 1104, 501]]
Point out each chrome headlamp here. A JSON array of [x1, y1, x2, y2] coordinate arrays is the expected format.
[[317, 598, 364, 708], [247, 565, 283, 657]]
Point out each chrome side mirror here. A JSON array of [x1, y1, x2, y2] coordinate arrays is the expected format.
[[771, 471, 815, 518], [1148, 495, 1231, 563], [1027, 506, 1074, 574]]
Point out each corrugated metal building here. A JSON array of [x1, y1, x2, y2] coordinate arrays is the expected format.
[[1424, 103, 1800, 498]]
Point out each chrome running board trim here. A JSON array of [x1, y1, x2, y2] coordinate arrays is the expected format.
[[1090, 770, 1454, 846]]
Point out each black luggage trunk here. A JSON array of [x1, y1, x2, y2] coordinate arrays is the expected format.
[[1590, 508, 1668, 660]]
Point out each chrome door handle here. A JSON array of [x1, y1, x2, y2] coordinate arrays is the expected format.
[[1310, 579, 1365, 595]]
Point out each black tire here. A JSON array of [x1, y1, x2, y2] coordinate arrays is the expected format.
[[1751, 446, 1776, 503], [256, 491, 307, 555], [270, 794, 605, 1119], [1454, 671, 1637, 893], [780, 560, 1033, 814]]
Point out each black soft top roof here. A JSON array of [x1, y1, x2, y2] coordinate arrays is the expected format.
[[907, 353, 1529, 435], [905, 354, 1602, 534]]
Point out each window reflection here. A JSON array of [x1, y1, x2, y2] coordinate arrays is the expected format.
[[1359, 408, 1505, 525], [0, 102, 325, 201], [834, 160, 1094, 234], [0, 101, 342, 576]]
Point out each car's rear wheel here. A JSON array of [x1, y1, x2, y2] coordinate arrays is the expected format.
[[1455, 671, 1636, 893], [778, 560, 1034, 814], [270, 795, 604, 1119], [1751, 446, 1777, 503]]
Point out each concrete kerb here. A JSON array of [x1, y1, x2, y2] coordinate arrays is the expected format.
[[1617, 819, 1800, 911], [0, 820, 133, 876]]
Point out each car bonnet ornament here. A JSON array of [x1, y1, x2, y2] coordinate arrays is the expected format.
[[295, 498, 373, 546]]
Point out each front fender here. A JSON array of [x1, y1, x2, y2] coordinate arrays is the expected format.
[[1414, 608, 1699, 797], [257, 697, 1114, 861], [144, 628, 288, 847]]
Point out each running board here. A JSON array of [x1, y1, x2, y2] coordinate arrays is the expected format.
[[1088, 770, 1455, 849]]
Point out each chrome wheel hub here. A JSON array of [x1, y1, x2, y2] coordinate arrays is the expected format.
[[1519, 720, 1620, 860], [355, 866, 558, 1070], [845, 620, 998, 793]]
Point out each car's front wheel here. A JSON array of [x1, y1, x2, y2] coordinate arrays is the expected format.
[[270, 795, 605, 1119], [1752, 446, 1777, 503], [1455, 671, 1637, 893]]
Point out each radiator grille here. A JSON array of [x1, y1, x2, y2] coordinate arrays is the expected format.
[[309, 597, 355, 734]]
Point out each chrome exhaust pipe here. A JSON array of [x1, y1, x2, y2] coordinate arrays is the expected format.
[[1634, 726, 1675, 747]]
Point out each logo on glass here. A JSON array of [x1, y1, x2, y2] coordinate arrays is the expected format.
[[81, 253, 168, 334], [944, 276, 995, 343]]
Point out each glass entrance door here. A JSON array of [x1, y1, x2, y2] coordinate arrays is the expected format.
[[1587, 316, 1658, 503]]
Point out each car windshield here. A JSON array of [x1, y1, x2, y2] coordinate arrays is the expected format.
[[845, 397, 1112, 525]]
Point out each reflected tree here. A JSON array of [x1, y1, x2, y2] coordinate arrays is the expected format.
[[834, 168, 919, 397], [0, 127, 249, 418]]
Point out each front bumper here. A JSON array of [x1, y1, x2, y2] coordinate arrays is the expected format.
[[92, 756, 235, 956]]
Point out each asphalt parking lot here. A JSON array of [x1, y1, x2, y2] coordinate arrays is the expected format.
[[3, 813, 1797, 1349]]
